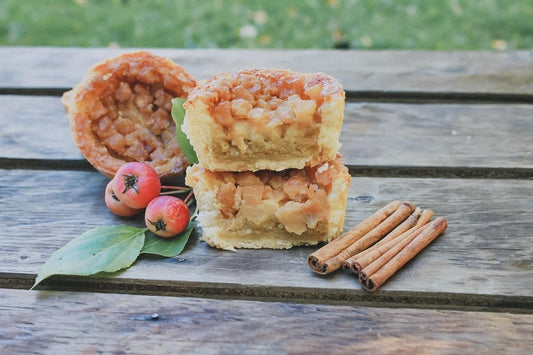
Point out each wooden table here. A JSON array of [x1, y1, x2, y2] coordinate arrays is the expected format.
[[1, 47, 532, 354]]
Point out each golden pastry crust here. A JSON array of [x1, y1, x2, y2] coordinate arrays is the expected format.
[[62, 51, 197, 179], [182, 69, 345, 172], [185, 155, 351, 250]]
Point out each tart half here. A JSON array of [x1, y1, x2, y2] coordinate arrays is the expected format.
[[182, 69, 345, 172], [185, 155, 351, 250]]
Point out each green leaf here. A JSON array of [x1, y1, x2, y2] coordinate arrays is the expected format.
[[32, 225, 146, 288], [171, 97, 199, 164], [141, 222, 195, 257]]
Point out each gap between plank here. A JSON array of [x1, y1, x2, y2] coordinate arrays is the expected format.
[[1, 88, 532, 105], [348, 165, 533, 180], [4, 274, 532, 315], [1, 158, 532, 180], [345, 91, 533, 104], [0, 158, 94, 171]]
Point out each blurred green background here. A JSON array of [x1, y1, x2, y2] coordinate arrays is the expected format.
[[1, 0, 532, 50]]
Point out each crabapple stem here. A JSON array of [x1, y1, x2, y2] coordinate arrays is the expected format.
[[184, 190, 194, 204], [160, 185, 190, 191], [159, 190, 189, 196], [190, 203, 199, 220]]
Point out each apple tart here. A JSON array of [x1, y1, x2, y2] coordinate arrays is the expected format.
[[182, 69, 345, 172], [62, 51, 197, 179], [185, 155, 351, 250]]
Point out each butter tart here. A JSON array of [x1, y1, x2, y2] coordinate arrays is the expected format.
[[62, 51, 197, 179]]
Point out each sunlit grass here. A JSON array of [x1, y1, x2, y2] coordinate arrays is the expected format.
[[1, 0, 531, 49]]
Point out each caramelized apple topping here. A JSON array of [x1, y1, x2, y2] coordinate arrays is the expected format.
[[186, 69, 343, 128]]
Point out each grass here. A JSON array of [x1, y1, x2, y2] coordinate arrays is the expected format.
[[1, 0, 532, 50]]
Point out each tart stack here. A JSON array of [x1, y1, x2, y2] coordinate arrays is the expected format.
[[184, 69, 351, 250]]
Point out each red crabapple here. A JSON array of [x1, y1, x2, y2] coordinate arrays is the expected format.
[[145, 196, 190, 238], [104, 180, 143, 217], [113, 162, 161, 209]]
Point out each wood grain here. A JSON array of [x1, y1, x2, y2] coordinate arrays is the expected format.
[[0, 289, 532, 354], [1, 169, 531, 304], [1, 47, 532, 94], [1, 96, 532, 169]]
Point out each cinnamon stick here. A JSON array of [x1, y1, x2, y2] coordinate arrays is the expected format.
[[344, 209, 434, 273], [359, 223, 430, 288], [307, 200, 401, 274], [413, 209, 435, 229], [344, 207, 423, 269], [311, 201, 415, 275], [351, 223, 429, 276], [378, 207, 422, 244], [361, 217, 448, 292]]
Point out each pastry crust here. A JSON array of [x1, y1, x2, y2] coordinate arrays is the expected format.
[[185, 155, 351, 250], [182, 69, 345, 172], [62, 51, 197, 179]]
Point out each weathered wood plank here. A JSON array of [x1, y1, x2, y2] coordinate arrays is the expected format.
[[342, 102, 533, 169], [1, 95, 532, 169], [1, 47, 532, 94], [0, 96, 80, 159], [0, 169, 531, 303], [0, 289, 532, 354]]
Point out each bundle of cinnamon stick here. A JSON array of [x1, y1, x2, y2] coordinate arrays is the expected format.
[[307, 200, 447, 291]]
